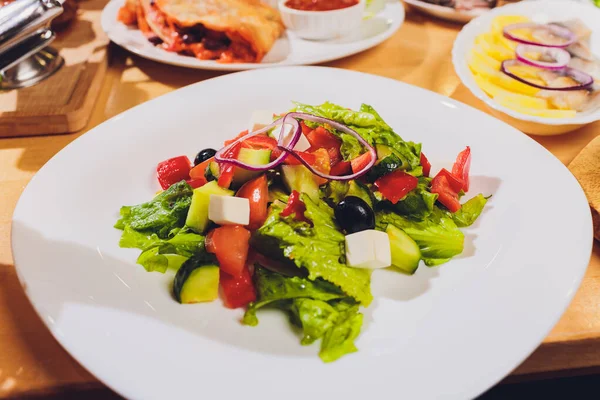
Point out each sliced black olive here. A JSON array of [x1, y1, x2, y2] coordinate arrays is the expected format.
[[194, 148, 217, 166], [334, 196, 375, 234]]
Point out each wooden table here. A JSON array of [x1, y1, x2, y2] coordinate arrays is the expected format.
[[1, 7, 599, 398]]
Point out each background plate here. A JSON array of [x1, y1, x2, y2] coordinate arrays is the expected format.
[[101, 0, 404, 70]]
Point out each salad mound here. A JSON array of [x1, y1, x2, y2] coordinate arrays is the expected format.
[[115, 102, 488, 362]]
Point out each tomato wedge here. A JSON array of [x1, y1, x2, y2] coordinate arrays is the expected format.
[[374, 170, 418, 204], [431, 175, 461, 213], [452, 146, 471, 192], [236, 175, 268, 230], [351, 152, 373, 174], [436, 168, 463, 193], [277, 150, 317, 165], [206, 225, 251, 276], [156, 156, 192, 190], [420, 152, 431, 177], [311, 148, 331, 185], [280, 190, 310, 223], [300, 122, 312, 136], [242, 135, 277, 150], [220, 265, 256, 309]]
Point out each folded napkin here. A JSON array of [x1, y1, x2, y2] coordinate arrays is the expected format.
[[569, 135, 600, 241]]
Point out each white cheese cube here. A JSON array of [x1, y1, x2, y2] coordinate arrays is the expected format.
[[275, 123, 311, 152], [248, 110, 274, 133], [208, 195, 250, 226], [345, 230, 391, 269]]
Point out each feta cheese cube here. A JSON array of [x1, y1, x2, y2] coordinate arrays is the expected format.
[[275, 123, 311, 152], [208, 195, 250, 226], [345, 230, 391, 269], [248, 110, 274, 133]]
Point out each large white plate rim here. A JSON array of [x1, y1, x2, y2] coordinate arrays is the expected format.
[[12, 66, 592, 400]]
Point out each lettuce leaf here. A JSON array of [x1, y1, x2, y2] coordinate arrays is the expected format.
[[451, 194, 488, 228], [119, 225, 204, 273], [243, 267, 345, 326], [115, 181, 193, 239], [251, 194, 373, 305], [377, 207, 464, 264], [245, 267, 363, 362], [392, 177, 438, 219]]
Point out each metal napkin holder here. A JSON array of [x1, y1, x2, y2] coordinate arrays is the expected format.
[[0, 0, 64, 90]]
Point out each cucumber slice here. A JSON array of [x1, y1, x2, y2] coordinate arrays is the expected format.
[[205, 161, 220, 181], [186, 181, 233, 233], [233, 148, 271, 186], [386, 225, 421, 275], [281, 164, 319, 201], [173, 254, 219, 304]]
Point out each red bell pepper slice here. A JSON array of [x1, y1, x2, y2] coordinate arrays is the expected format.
[[206, 225, 251, 277], [452, 146, 471, 192], [280, 190, 310, 223], [271, 150, 317, 165], [436, 168, 464, 193], [217, 142, 242, 189], [300, 122, 312, 136], [330, 160, 351, 176], [220, 265, 256, 309], [350, 152, 373, 174], [236, 175, 268, 230], [306, 126, 343, 166], [420, 152, 431, 177], [374, 170, 418, 204], [431, 175, 461, 213], [156, 156, 192, 190]]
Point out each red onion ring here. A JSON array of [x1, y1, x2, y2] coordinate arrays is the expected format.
[[214, 114, 301, 171], [501, 59, 594, 91], [276, 112, 377, 182], [503, 22, 576, 48], [515, 44, 570, 70]]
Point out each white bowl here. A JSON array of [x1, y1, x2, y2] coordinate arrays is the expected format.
[[452, 0, 600, 136], [278, 0, 366, 40]]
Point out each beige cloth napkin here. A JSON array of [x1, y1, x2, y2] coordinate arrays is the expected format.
[[569, 135, 600, 241]]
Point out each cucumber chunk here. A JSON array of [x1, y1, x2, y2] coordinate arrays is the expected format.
[[233, 148, 271, 186], [186, 181, 233, 233], [386, 225, 421, 275], [281, 164, 319, 201]]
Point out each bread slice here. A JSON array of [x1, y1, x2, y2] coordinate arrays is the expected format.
[[569, 135, 600, 241]]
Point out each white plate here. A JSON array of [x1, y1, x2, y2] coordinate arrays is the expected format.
[[403, 0, 489, 24], [101, 0, 404, 70], [452, 0, 600, 135], [12, 67, 592, 400]]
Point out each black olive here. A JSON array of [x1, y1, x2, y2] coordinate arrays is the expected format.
[[334, 196, 375, 234], [194, 148, 217, 166]]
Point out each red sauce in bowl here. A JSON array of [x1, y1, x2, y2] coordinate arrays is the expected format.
[[284, 0, 359, 11]]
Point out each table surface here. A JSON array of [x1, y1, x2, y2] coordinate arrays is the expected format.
[[1, 6, 600, 398]]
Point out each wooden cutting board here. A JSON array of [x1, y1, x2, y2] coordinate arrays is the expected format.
[[569, 135, 600, 241], [0, 0, 109, 137]]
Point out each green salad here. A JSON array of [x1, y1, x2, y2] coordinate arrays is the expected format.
[[115, 102, 487, 362]]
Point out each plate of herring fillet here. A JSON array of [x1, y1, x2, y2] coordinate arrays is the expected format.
[[11, 67, 593, 400], [101, 0, 405, 70]]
